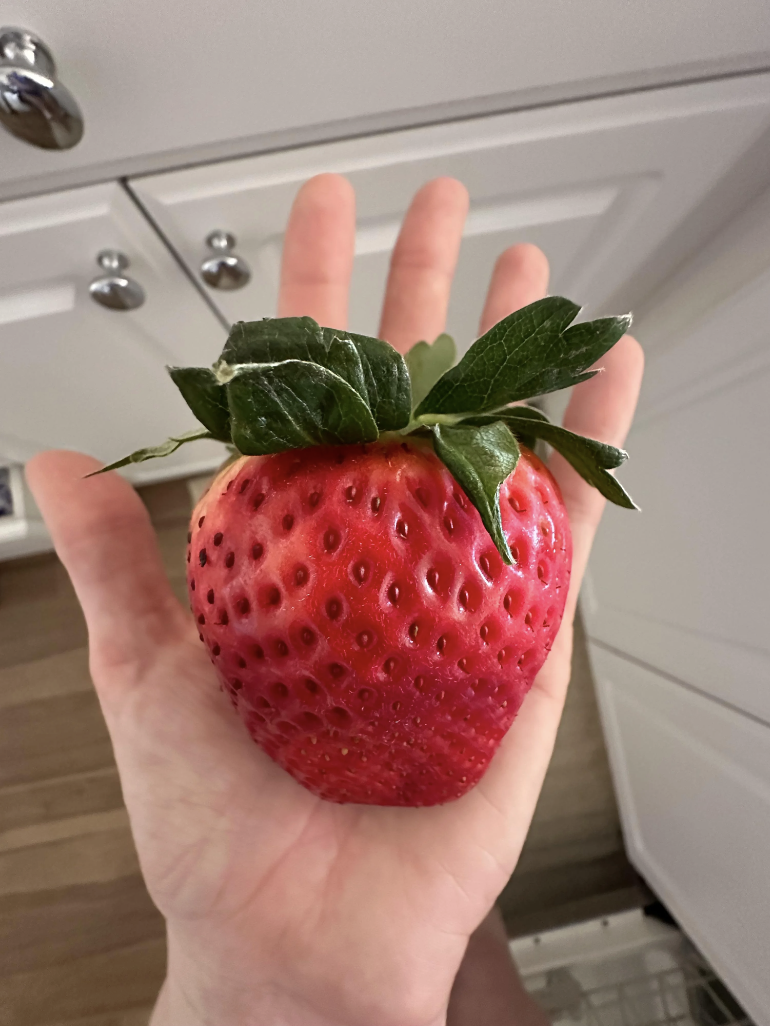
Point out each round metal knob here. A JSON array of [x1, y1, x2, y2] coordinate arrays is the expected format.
[[200, 230, 251, 290], [89, 251, 146, 311], [0, 27, 84, 150]]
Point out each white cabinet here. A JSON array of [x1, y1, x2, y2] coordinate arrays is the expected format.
[[0, 182, 227, 483], [132, 75, 770, 351], [589, 645, 770, 1026], [0, 463, 49, 559], [583, 184, 770, 723], [584, 179, 770, 1022], [3, 1, 770, 200]]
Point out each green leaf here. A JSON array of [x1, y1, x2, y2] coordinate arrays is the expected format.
[[480, 411, 637, 509], [220, 317, 369, 413], [416, 297, 578, 415], [431, 421, 520, 564], [541, 315, 633, 397], [478, 402, 549, 449], [226, 360, 379, 455], [415, 297, 632, 416], [405, 333, 456, 411], [218, 317, 411, 431], [320, 328, 412, 431], [220, 316, 324, 366], [87, 428, 213, 476], [168, 367, 231, 442], [490, 403, 549, 423]]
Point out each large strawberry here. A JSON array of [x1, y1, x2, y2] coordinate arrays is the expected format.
[[101, 298, 635, 805]]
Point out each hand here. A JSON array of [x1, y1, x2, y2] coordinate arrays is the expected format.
[[27, 175, 643, 1026]]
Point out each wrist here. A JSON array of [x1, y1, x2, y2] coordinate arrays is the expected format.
[[151, 932, 448, 1026], [153, 980, 447, 1026], [151, 959, 335, 1026], [151, 975, 340, 1026]]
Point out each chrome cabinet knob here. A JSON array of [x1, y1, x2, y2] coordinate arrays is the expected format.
[[89, 251, 146, 311], [200, 230, 251, 290], [0, 27, 84, 150]]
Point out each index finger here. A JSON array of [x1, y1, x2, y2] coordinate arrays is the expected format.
[[277, 173, 356, 329]]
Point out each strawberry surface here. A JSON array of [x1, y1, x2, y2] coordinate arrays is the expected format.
[[188, 439, 571, 806]]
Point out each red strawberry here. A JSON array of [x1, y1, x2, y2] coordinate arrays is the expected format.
[[101, 300, 634, 805], [188, 440, 571, 805]]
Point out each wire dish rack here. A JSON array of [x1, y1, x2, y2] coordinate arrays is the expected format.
[[511, 910, 755, 1026]]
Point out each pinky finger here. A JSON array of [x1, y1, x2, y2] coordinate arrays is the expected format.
[[552, 333, 645, 602]]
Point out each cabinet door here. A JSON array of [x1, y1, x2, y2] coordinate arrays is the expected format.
[[590, 644, 770, 1026], [0, 183, 226, 482], [132, 75, 770, 352], [582, 184, 770, 723], [3, 1, 770, 198]]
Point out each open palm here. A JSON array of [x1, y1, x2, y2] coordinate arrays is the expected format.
[[27, 175, 643, 1026]]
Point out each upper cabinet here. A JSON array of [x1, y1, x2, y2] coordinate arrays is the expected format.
[[0, 182, 226, 482], [2, 1, 770, 199], [583, 183, 770, 724], [132, 76, 770, 352]]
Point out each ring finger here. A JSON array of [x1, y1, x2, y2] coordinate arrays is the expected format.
[[478, 242, 550, 335]]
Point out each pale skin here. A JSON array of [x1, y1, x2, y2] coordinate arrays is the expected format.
[[26, 175, 643, 1026]]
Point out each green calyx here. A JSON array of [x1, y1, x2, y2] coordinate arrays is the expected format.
[[97, 298, 636, 564]]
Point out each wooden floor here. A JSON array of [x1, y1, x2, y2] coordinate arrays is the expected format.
[[499, 616, 645, 937], [0, 478, 642, 1025]]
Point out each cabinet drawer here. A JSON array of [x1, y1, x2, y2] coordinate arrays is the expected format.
[[132, 75, 770, 351], [0, 182, 226, 481], [590, 643, 770, 1025], [3, 2, 770, 198]]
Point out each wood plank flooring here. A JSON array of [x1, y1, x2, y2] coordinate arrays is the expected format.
[[0, 477, 641, 1024], [498, 615, 646, 936]]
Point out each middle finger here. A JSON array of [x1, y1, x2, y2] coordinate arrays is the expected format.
[[379, 177, 469, 354]]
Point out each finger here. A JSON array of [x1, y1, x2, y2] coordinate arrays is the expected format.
[[25, 451, 188, 673], [379, 177, 469, 354], [464, 622, 579, 866], [554, 333, 645, 600], [461, 334, 644, 849], [532, 333, 644, 694], [478, 243, 550, 335], [278, 173, 356, 329]]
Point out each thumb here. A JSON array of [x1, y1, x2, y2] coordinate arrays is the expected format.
[[25, 451, 190, 683]]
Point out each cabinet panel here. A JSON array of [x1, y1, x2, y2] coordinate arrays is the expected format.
[[583, 185, 770, 722], [0, 183, 226, 482], [132, 76, 770, 352], [590, 644, 770, 1025], [2, 1, 770, 198]]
